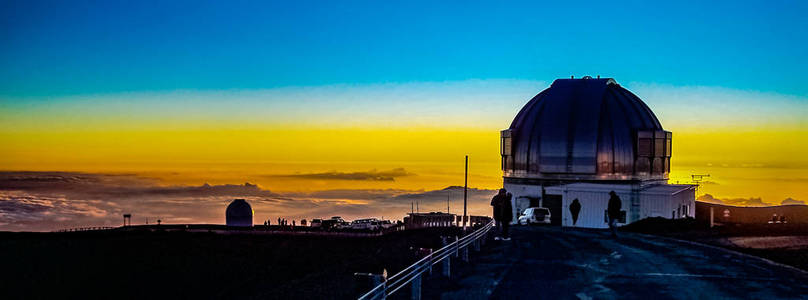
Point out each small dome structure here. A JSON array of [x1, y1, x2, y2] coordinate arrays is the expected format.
[[226, 199, 253, 227], [501, 77, 672, 182]]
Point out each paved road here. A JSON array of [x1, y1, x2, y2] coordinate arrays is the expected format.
[[438, 226, 808, 299]]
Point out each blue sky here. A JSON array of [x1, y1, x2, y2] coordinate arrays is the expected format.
[[2, 1, 808, 230], [2, 0, 808, 97]]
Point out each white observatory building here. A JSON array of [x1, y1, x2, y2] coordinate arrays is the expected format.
[[501, 77, 695, 228]]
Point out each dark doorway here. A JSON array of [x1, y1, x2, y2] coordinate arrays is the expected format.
[[543, 194, 563, 226]]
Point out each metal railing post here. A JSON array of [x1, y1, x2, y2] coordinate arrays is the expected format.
[[443, 255, 451, 278], [355, 270, 386, 299], [417, 248, 432, 275], [441, 237, 451, 278], [454, 235, 460, 258], [462, 246, 469, 262], [428, 252, 433, 275], [411, 274, 421, 300]]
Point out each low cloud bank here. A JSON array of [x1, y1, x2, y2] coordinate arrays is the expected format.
[[268, 168, 413, 181], [698, 193, 805, 207], [0, 171, 495, 231], [782, 198, 806, 205]]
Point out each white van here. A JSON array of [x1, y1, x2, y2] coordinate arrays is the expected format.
[[351, 218, 381, 230], [518, 207, 551, 225]]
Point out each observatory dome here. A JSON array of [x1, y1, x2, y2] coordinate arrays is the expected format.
[[226, 199, 253, 227], [501, 77, 672, 182]]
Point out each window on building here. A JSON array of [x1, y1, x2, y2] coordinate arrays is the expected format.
[[665, 138, 672, 157], [500, 130, 512, 156], [638, 138, 652, 156], [501, 130, 512, 171], [654, 138, 665, 156]]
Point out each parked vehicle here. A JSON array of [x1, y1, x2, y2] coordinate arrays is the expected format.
[[321, 219, 340, 229], [518, 207, 551, 225], [330, 216, 349, 228], [380, 220, 395, 229], [351, 218, 381, 230], [310, 219, 323, 228]]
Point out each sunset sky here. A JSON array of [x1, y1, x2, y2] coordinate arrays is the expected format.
[[1, 1, 807, 231]]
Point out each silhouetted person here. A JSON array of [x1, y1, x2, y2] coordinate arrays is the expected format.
[[491, 188, 513, 241], [607, 191, 622, 238], [569, 199, 581, 226], [264, 220, 268, 226], [292, 220, 296, 227], [278, 217, 281, 226]]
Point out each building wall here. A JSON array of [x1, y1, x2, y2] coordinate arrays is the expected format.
[[503, 182, 543, 224], [553, 186, 628, 229], [639, 193, 669, 220], [545, 183, 695, 229], [672, 189, 696, 218], [226, 216, 253, 227]]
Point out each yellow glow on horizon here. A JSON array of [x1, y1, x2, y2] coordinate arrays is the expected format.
[[1, 124, 806, 205], [0, 127, 503, 191]]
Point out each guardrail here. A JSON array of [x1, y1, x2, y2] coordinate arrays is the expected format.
[[54, 226, 116, 232], [358, 220, 494, 300]]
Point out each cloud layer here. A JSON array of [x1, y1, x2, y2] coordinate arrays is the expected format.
[[6, 170, 801, 231], [0, 171, 497, 231], [782, 198, 806, 205], [697, 193, 805, 207], [269, 168, 412, 181]]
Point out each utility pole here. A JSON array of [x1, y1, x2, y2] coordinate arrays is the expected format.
[[447, 191, 450, 214], [463, 155, 468, 230]]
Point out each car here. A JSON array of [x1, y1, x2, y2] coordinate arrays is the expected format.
[[330, 216, 349, 228], [518, 207, 551, 225], [379, 220, 395, 229], [310, 219, 323, 228]]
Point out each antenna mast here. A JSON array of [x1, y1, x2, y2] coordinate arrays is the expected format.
[[463, 155, 468, 229]]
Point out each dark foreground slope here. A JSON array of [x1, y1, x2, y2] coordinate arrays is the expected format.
[[622, 217, 808, 271], [0, 227, 461, 299], [438, 226, 808, 300]]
